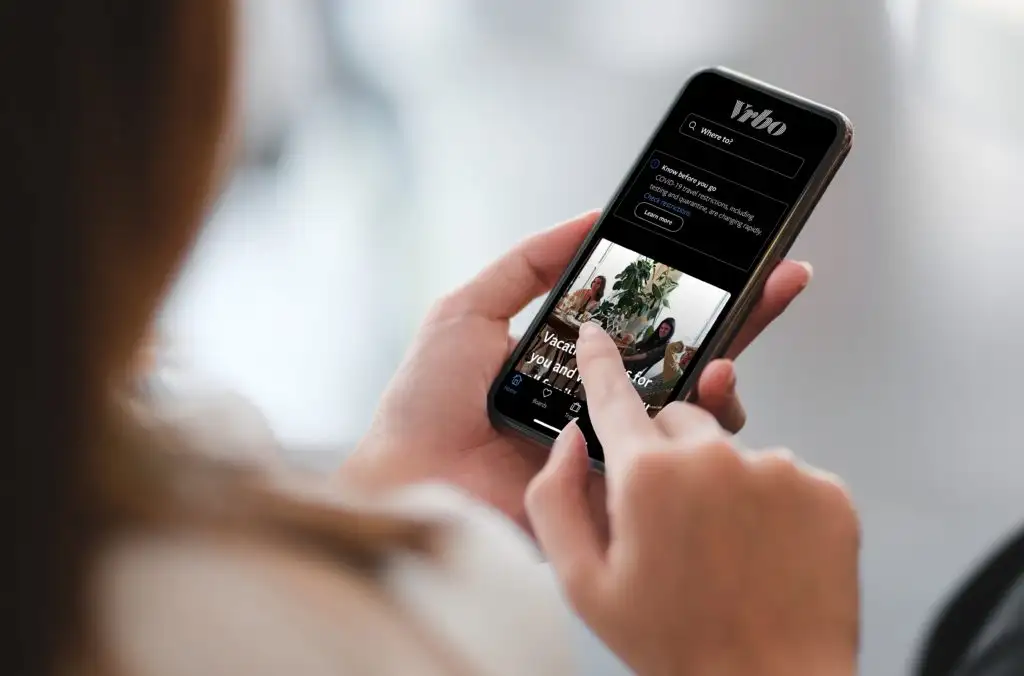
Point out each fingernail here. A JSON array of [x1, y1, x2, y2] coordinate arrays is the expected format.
[[557, 419, 579, 441], [578, 322, 603, 342], [796, 261, 814, 279], [552, 420, 580, 454], [726, 364, 737, 390]]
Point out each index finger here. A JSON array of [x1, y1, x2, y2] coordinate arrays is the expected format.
[[439, 211, 600, 322], [576, 323, 659, 465]]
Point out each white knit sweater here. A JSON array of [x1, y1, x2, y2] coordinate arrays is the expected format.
[[96, 379, 574, 676]]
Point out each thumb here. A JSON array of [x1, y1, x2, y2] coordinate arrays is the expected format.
[[526, 422, 604, 605]]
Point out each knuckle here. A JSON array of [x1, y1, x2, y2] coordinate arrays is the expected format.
[[695, 438, 747, 478], [581, 360, 630, 399], [635, 438, 744, 486], [618, 439, 748, 512], [586, 349, 620, 371], [428, 290, 469, 321], [813, 472, 859, 533], [821, 497, 860, 551], [658, 400, 718, 429], [621, 449, 683, 495], [752, 447, 801, 481], [816, 470, 853, 503]]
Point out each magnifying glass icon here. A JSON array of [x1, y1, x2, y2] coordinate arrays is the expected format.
[[688, 121, 697, 131]]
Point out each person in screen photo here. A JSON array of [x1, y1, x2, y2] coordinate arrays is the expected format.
[[635, 341, 698, 408], [558, 275, 606, 318], [621, 317, 676, 376], [513, 239, 731, 406], [519, 274, 606, 384]]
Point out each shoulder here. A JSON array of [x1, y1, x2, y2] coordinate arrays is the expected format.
[[98, 531, 454, 676], [309, 481, 576, 675], [141, 365, 283, 467], [97, 481, 574, 676], [383, 484, 575, 673]]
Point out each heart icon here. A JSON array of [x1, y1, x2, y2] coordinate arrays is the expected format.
[[542, 388, 553, 398]]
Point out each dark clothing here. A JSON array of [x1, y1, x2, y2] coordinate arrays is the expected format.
[[918, 528, 1024, 676], [622, 321, 675, 377], [623, 344, 669, 376]]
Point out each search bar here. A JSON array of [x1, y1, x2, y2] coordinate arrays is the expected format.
[[681, 113, 805, 178]]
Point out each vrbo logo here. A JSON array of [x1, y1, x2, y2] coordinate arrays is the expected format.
[[731, 100, 787, 136]]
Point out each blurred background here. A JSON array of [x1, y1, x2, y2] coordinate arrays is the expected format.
[[160, 1, 1024, 673]]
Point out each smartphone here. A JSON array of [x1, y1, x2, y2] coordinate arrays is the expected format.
[[488, 67, 853, 464]]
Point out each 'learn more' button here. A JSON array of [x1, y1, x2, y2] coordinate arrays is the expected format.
[[634, 202, 683, 233]]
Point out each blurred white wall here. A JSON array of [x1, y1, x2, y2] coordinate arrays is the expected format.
[[163, 2, 1024, 674]]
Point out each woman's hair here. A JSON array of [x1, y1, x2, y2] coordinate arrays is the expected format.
[[637, 318, 676, 352], [591, 275, 607, 302], [7, 3, 425, 675]]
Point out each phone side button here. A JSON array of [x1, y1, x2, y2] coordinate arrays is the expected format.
[[634, 202, 684, 233]]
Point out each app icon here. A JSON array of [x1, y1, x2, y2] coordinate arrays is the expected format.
[[511, 374, 523, 387], [569, 402, 581, 413]]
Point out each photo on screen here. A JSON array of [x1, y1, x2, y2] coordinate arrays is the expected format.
[[514, 239, 731, 414]]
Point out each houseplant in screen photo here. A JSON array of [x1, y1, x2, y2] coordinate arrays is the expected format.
[[593, 257, 678, 340]]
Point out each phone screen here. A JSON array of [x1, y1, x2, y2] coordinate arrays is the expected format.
[[490, 69, 847, 461]]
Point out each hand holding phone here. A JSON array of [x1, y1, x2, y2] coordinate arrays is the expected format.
[[346, 211, 809, 531], [489, 67, 852, 463]]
